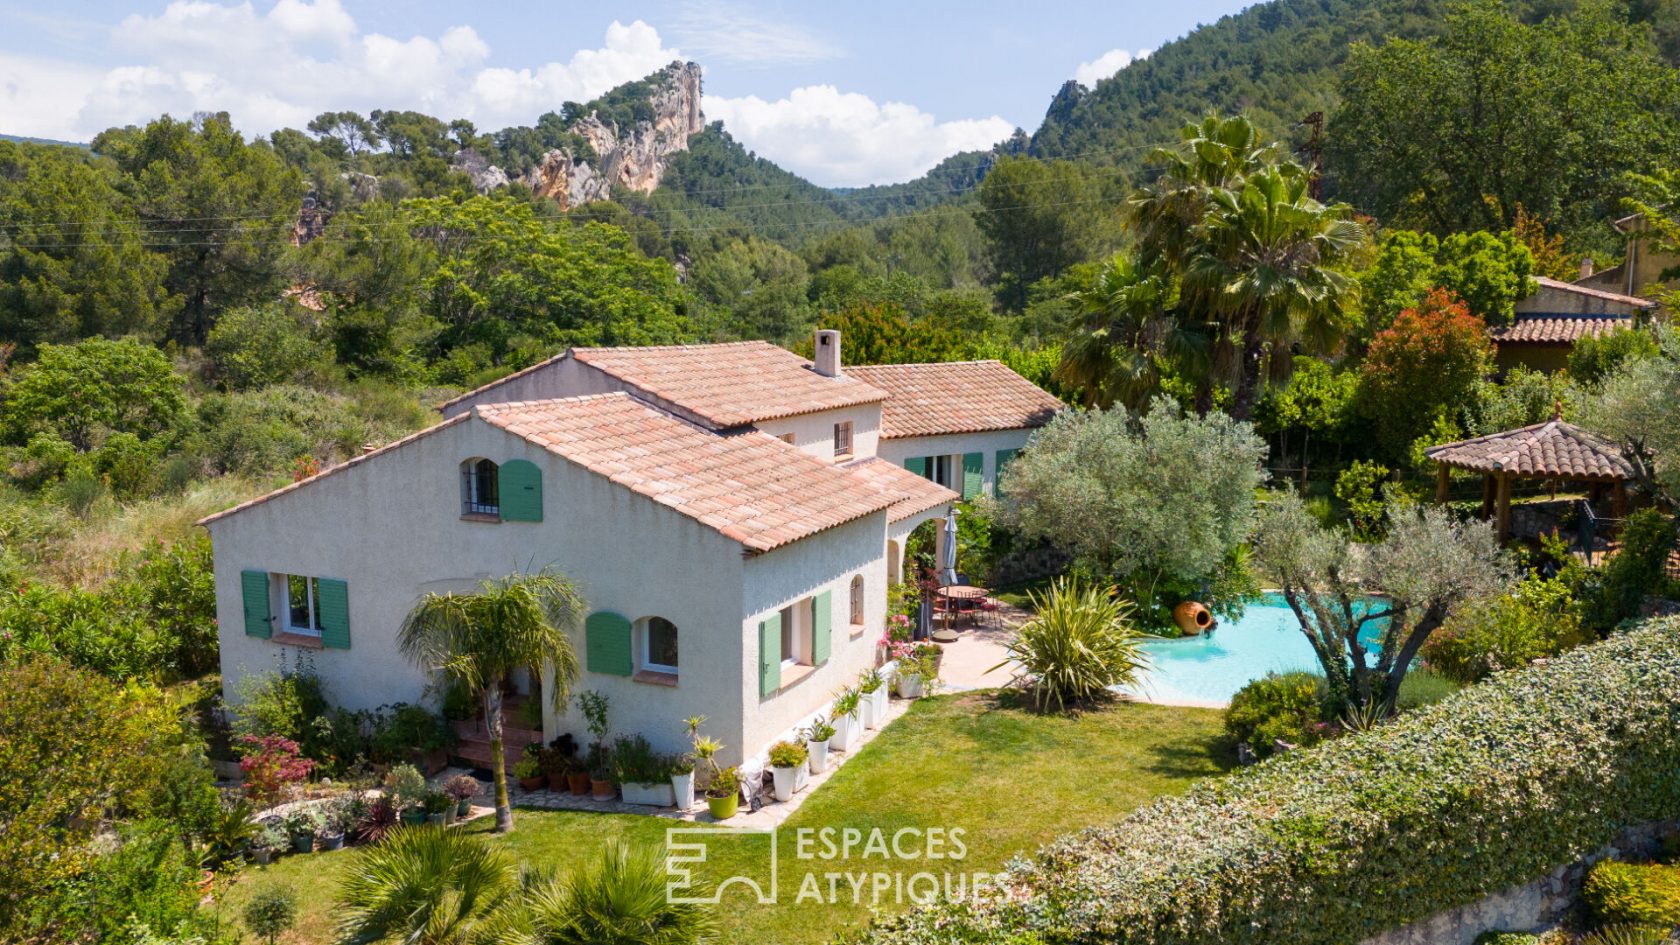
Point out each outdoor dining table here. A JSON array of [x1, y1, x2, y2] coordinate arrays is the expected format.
[[936, 584, 989, 627]]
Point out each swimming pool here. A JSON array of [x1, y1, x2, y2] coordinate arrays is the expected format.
[[1119, 593, 1384, 706]]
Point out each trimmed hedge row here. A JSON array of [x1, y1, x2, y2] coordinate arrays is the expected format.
[[859, 618, 1680, 945]]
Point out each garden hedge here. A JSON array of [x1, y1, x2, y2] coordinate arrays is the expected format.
[[858, 618, 1680, 945]]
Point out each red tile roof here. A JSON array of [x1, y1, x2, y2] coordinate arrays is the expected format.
[[841, 458, 959, 523], [1424, 419, 1634, 480], [478, 394, 897, 552], [1492, 314, 1632, 345], [844, 361, 1064, 439], [570, 342, 887, 429], [1531, 276, 1654, 309]]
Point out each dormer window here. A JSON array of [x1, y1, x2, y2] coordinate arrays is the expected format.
[[462, 458, 500, 517]]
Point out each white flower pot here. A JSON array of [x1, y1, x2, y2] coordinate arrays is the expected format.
[[809, 740, 830, 773], [771, 764, 809, 802], [871, 685, 890, 720], [621, 781, 676, 807], [896, 673, 925, 699], [670, 771, 695, 811], [830, 712, 858, 752]]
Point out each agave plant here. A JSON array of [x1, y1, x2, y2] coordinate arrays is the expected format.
[[991, 577, 1150, 712], [524, 839, 717, 945]]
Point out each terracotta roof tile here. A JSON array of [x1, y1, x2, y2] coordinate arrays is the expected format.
[[1532, 276, 1655, 309], [841, 458, 959, 523], [844, 361, 1064, 439], [1424, 419, 1634, 480], [1492, 314, 1633, 344], [477, 394, 897, 552], [571, 342, 887, 429]]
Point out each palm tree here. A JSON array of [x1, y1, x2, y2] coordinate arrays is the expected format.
[[1059, 254, 1210, 412], [524, 840, 718, 945], [335, 826, 519, 945], [399, 569, 585, 833]]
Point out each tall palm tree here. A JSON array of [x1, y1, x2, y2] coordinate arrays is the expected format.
[[399, 569, 585, 833], [336, 826, 519, 945], [1058, 254, 1211, 412], [1129, 114, 1277, 272], [524, 840, 718, 945]]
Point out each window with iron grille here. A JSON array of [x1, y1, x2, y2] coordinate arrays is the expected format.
[[461, 458, 500, 516], [834, 421, 854, 459]]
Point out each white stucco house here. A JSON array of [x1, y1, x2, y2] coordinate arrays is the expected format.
[[201, 331, 1063, 768]]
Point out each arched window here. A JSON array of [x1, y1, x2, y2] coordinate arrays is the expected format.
[[850, 574, 865, 629], [461, 458, 500, 517], [640, 616, 679, 675]]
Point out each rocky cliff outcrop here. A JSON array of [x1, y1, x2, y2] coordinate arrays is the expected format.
[[519, 61, 704, 210], [450, 148, 511, 195]]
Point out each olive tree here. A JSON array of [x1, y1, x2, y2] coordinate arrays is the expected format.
[[1578, 336, 1680, 511], [998, 399, 1267, 629], [1252, 493, 1512, 715]]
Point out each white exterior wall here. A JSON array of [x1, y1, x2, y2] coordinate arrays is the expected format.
[[753, 403, 883, 464], [208, 416, 753, 764], [872, 428, 1038, 496], [738, 514, 887, 759]]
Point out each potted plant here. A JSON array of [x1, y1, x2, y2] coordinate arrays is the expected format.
[[251, 824, 286, 865], [444, 775, 479, 818], [384, 763, 429, 824], [803, 717, 836, 773], [670, 752, 697, 811], [513, 757, 544, 791], [423, 791, 450, 825], [895, 644, 941, 699], [858, 669, 887, 729], [282, 808, 320, 854], [564, 756, 590, 795], [768, 740, 810, 802], [540, 745, 568, 791], [829, 688, 862, 752], [613, 735, 676, 807], [578, 690, 616, 800], [317, 797, 351, 851], [706, 766, 741, 821]]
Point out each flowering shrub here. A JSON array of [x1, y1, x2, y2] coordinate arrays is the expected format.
[[1358, 289, 1493, 462], [238, 734, 316, 807], [857, 617, 1680, 945]]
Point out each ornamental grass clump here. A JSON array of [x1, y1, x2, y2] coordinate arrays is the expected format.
[[993, 577, 1149, 711], [858, 617, 1680, 945]]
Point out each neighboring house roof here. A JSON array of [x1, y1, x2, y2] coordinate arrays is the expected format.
[[841, 458, 959, 523], [1491, 314, 1631, 345], [478, 393, 898, 553], [1532, 276, 1655, 309], [198, 413, 471, 526], [1424, 419, 1634, 481], [844, 361, 1064, 439], [571, 341, 888, 430]]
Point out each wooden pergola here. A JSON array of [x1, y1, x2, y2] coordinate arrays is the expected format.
[[1424, 418, 1635, 542]]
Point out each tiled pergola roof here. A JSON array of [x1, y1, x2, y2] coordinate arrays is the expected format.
[[1424, 419, 1634, 481]]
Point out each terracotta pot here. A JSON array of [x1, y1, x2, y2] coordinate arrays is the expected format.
[[546, 771, 566, 790], [567, 771, 591, 795], [1173, 601, 1213, 636], [518, 775, 544, 791], [591, 778, 616, 800]]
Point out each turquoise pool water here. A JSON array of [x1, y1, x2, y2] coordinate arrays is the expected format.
[[1120, 593, 1383, 705]]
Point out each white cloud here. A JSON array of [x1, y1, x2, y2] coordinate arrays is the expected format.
[[669, 2, 841, 66], [1073, 47, 1151, 87], [707, 86, 1013, 187], [0, 53, 106, 141]]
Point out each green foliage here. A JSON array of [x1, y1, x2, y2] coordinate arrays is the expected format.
[[1570, 326, 1663, 385], [977, 156, 1120, 311], [1329, 0, 1680, 249], [768, 740, 809, 769], [1472, 366, 1582, 435], [1253, 358, 1357, 463], [1580, 341, 1680, 508], [858, 618, 1680, 945], [993, 578, 1149, 711], [998, 401, 1267, 631], [1358, 230, 1535, 334], [335, 826, 519, 945], [1, 337, 186, 451], [233, 661, 332, 753], [1583, 509, 1678, 631], [1582, 861, 1680, 926], [188, 383, 417, 477], [523, 838, 719, 945], [1393, 667, 1462, 712], [1334, 460, 1390, 541], [1223, 671, 1326, 756], [205, 303, 332, 390], [243, 886, 298, 945], [811, 302, 966, 365], [0, 141, 178, 352], [1424, 573, 1589, 683], [1579, 925, 1670, 945], [688, 235, 811, 343], [1475, 934, 1541, 945]]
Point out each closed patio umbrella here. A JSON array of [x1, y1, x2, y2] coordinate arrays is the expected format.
[[938, 507, 959, 587]]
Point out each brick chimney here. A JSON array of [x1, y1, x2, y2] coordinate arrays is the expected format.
[[814, 329, 842, 377]]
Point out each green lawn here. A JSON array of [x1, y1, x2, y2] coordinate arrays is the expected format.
[[217, 692, 1228, 944]]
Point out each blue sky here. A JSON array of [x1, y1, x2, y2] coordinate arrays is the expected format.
[[0, 0, 1255, 185]]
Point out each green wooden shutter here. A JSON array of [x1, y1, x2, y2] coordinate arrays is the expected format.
[[759, 613, 782, 696], [962, 452, 983, 499], [317, 578, 351, 649], [994, 448, 1019, 496], [585, 611, 632, 676], [241, 571, 271, 639], [812, 591, 833, 665], [903, 456, 928, 478], [498, 459, 543, 522]]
